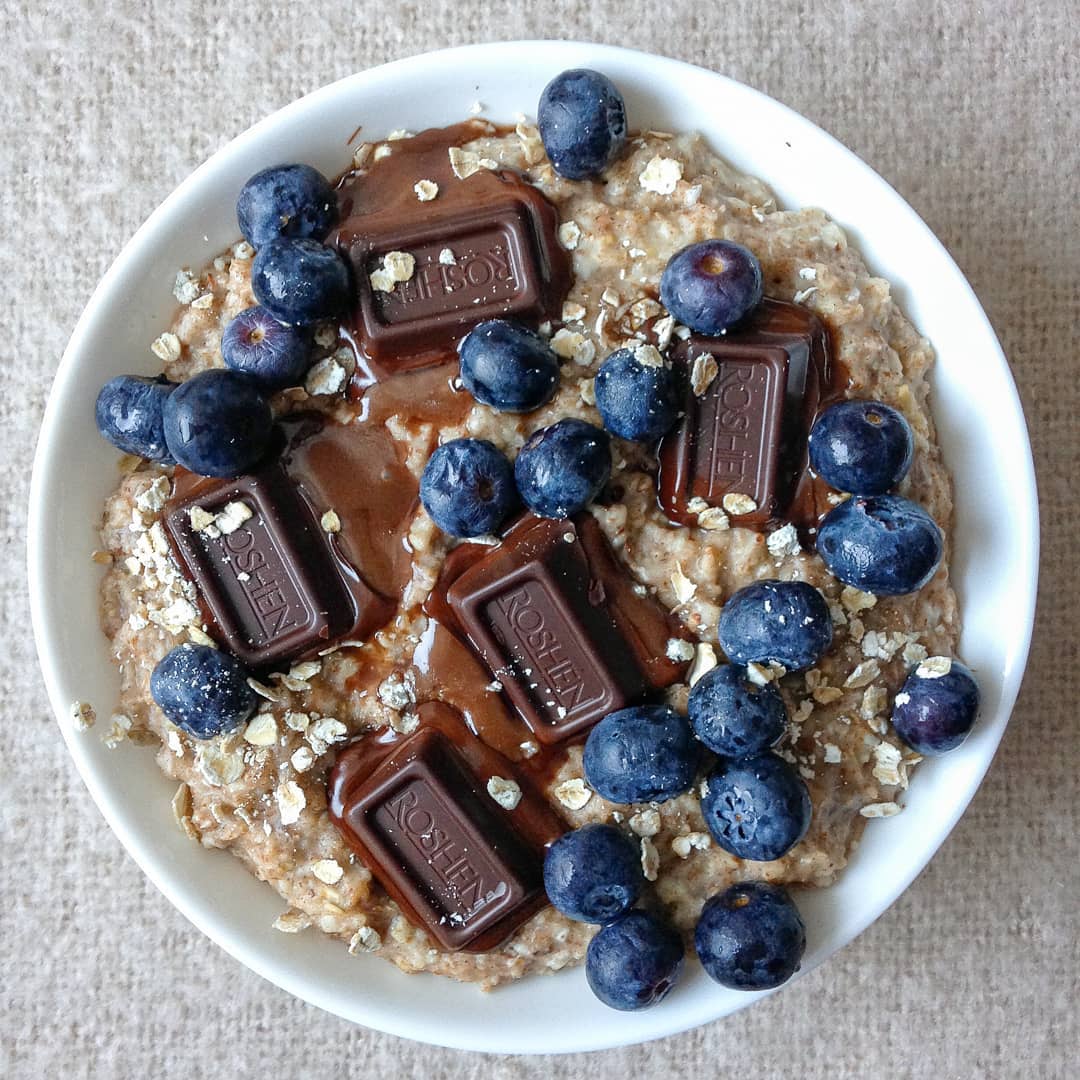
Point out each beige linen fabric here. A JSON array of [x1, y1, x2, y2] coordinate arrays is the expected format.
[[1, 1, 1076, 1076]]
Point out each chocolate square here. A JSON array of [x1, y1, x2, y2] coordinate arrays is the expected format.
[[658, 298, 831, 529], [342, 194, 569, 366], [445, 515, 689, 744], [328, 710, 558, 952], [163, 465, 362, 669]]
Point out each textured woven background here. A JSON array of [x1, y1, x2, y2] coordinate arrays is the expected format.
[[3, 1, 1076, 1076]]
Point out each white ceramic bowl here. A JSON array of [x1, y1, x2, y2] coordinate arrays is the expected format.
[[29, 41, 1038, 1054]]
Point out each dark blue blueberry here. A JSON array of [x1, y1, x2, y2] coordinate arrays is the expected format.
[[514, 418, 610, 519], [695, 882, 806, 991], [718, 580, 832, 672], [221, 306, 313, 390], [892, 658, 980, 755], [162, 369, 273, 478], [816, 494, 943, 596], [543, 823, 643, 923], [701, 753, 811, 862], [537, 69, 627, 180], [689, 664, 787, 759], [583, 705, 700, 805], [236, 163, 337, 249], [251, 237, 351, 326], [95, 375, 176, 462], [150, 643, 257, 739], [419, 438, 517, 538], [808, 399, 914, 495], [593, 346, 681, 442], [586, 910, 685, 1011], [457, 320, 560, 413], [659, 240, 763, 336]]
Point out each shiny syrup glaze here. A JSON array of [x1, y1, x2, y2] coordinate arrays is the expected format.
[[328, 121, 572, 388], [282, 365, 472, 599]]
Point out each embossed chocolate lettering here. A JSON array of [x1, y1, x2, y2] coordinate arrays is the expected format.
[[489, 581, 592, 716]]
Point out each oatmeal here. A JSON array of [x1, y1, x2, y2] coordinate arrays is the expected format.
[[95, 116, 957, 990]]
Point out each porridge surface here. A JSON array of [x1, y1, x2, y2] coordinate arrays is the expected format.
[[96, 122, 957, 988]]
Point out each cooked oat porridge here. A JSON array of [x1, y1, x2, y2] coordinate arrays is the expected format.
[[90, 69, 976, 1000]]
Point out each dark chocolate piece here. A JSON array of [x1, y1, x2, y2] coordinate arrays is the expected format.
[[343, 196, 567, 365], [444, 514, 689, 745], [328, 703, 562, 951], [163, 463, 389, 668], [658, 298, 832, 530]]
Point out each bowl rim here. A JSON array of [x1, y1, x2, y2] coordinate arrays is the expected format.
[[28, 39, 1040, 1054]]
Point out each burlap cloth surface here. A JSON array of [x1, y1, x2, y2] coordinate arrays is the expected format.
[[1, 2, 1076, 1076]]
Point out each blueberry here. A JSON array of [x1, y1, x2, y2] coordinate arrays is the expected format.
[[221, 306, 313, 390], [586, 911, 685, 1011], [659, 240, 763, 336], [457, 320, 560, 413], [420, 438, 517, 538], [583, 705, 700, 805], [95, 375, 176, 462], [593, 346, 681, 442], [718, 580, 832, 672], [892, 658, 980, 755], [251, 237, 351, 326], [162, 369, 273, 478], [537, 69, 627, 180], [689, 664, 787, 759], [236, 163, 338, 249], [514, 418, 611, 519], [150, 643, 257, 739], [701, 753, 811, 862], [808, 399, 914, 495], [816, 494, 943, 596], [543, 823, 643, 923], [695, 882, 806, 991]]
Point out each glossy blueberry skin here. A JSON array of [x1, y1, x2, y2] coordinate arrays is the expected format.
[[816, 494, 943, 596], [514, 418, 611, 519], [594, 347, 681, 442], [701, 753, 812, 862], [695, 882, 806, 991], [419, 438, 517, 538], [689, 664, 787, 759], [586, 911, 685, 1011], [537, 69, 628, 180], [543, 823, 644, 924], [236, 163, 338, 249], [808, 399, 914, 495], [892, 659, 980, 755], [583, 705, 700, 805], [95, 375, 176, 462], [659, 240, 763, 336], [251, 237, 351, 326], [718, 580, 832, 672], [457, 320, 560, 413], [150, 643, 257, 739], [162, 369, 273, 478], [221, 306, 313, 390]]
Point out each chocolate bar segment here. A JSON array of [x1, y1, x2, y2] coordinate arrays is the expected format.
[[445, 514, 689, 744], [328, 704, 562, 951], [163, 463, 387, 668], [343, 195, 568, 366], [329, 124, 571, 375], [658, 298, 832, 529]]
